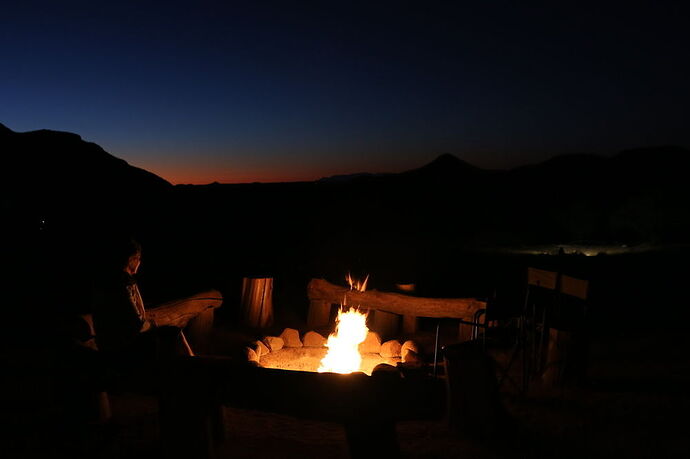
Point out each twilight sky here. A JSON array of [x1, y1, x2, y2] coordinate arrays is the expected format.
[[2, 1, 688, 184]]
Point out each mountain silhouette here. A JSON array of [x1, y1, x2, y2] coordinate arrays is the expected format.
[[3, 124, 689, 348], [1, 123, 172, 236], [3, 122, 688, 257], [401, 152, 484, 180], [314, 153, 482, 185], [1, 123, 171, 190]]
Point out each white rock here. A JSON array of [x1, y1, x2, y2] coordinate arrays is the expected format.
[[263, 336, 284, 352], [380, 340, 402, 358], [401, 340, 418, 356], [372, 363, 401, 378], [252, 340, 270, 358], [280, 328, 303, 348], [359, 331, 382, 354], [245, 347, 259, 363], [402, 349, 421, 364], [303, 331, 327, 347]]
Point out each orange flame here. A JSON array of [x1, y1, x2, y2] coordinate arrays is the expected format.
[[346, 273, 369, 292], [318, 307, 369, 374], [318, 274, 370, 374]]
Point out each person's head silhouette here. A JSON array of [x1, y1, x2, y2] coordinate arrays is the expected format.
[[113, 237, 142, 275]]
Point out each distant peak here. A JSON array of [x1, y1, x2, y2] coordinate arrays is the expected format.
[[428, 153, 478, 169], [432, 152, 461, 163], [405, 153, 481, 176]]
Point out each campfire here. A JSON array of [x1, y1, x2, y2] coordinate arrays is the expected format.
[[247, 274, 421, 375], [318, 307, 369, 374], [319, 273, 370, 374], [249, 326, 415, 376]]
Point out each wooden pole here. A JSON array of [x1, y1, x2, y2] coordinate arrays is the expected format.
[[241, 278, 274, 329], [307, 299, 332, 329]]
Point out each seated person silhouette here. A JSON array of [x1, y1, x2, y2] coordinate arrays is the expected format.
[[91, 237, 222, 391]]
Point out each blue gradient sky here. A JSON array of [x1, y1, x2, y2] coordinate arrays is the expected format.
[[2, 1, 688, 184]]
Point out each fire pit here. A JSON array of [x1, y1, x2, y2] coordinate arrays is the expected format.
[[247, 326, 421, 376], [246, 275, 427, 375], [159, 276, 486, 458]]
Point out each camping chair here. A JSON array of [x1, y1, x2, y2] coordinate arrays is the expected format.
[[469, 290, 526, 393], [541, 275, 589, 387], [523, 267, 560, 390]]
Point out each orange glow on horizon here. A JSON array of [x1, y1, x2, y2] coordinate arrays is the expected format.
[[139, 163, 335, 185], [128, 153, 420, 186], [138, 162, 396, 186]]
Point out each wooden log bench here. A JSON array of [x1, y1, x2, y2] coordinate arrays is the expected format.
[[146, 289, 224, 354], [307, 278, 487, 341], [74, 290, 223, 422]]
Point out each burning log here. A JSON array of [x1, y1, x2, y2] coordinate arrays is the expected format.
[[307, 278, 486, 340]]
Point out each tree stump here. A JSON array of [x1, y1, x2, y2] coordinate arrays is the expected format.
[[241, 278, 274, 329]]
